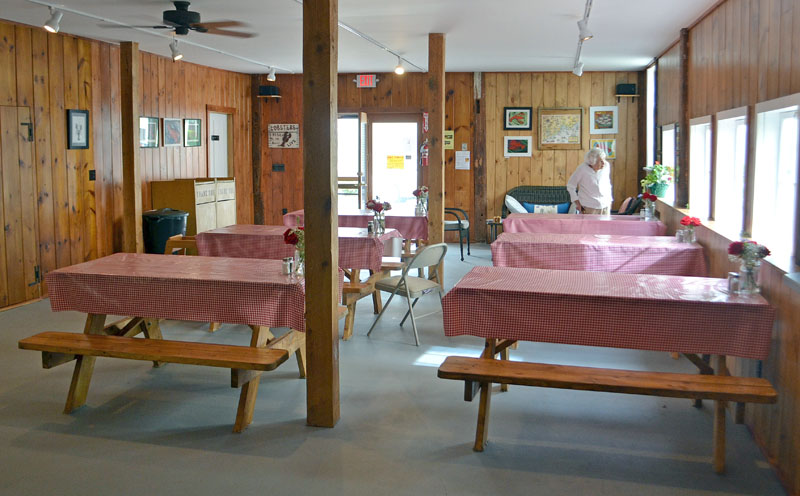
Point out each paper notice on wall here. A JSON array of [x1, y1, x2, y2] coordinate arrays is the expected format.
[[443, 130, 454, 150], [387, 155, 404, 169], [455, 150, 470, 170]]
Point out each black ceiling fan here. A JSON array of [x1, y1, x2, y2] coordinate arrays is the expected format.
[[115, 1, 255, 38]]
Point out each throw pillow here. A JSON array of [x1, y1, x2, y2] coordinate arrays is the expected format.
[[556, 202, 571, 214], [521, 201, 566, 214], [533, 204, 559, 214], [504, 195, 527, 214]]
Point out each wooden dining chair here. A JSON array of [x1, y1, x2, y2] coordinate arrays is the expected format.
[[367, 243, 447, 346]]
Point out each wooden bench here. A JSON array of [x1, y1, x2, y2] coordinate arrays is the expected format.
[[20, 331, 289, 379], [438, 356, 777, 473]]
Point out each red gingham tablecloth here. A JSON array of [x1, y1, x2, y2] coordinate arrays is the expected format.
[[503, 213, 667, 236], [47, 253, 344, 332], [491, 233, 708, 276], [284, 209, 428, 240], [442, 266, 774, 359], [196, 225, 402, 272]]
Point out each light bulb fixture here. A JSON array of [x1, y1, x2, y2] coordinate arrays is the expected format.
[[572, 61, 584, 77], [267, 67, 276, 82], [394, 57, 405, 75], [169, 39, 183, 61], [43, 7, 63, 33], [577, 18, 593, 41]]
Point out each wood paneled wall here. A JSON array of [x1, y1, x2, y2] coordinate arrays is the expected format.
[[655, 0, 800, 492], [137, 52, 252, 216], [0, 18, 252, 308], [484, 71, 641, 217], [254, 72, 475, 235], [657, 44, 681, 125]]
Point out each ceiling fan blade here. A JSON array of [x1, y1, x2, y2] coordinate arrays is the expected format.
[[193, 21, 246, 29], [197, 27, 256, 38], [97, 23, 172, 29]]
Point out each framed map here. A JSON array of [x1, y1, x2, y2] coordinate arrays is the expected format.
[[538, 107, 582, 150]]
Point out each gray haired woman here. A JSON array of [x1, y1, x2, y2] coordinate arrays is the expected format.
[[566, 148, 613, 214]]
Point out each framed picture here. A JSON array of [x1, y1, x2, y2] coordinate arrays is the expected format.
[[503, 107, 532, 130], [589, 106, 618, 134], [503, 136, 532, 157], [163, 118, 183, 147], [138, 116, 159, 148], [538, 107, 582, 149], [184, 119, 201, 147], [590, 138, 617, 159], [67, 109, 89, 149]]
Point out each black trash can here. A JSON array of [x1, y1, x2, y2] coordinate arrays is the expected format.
[[142, 208, 189, 254]]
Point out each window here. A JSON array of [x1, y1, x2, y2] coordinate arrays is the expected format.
[[646, 65, 656, 166], [714, 107, 748, 237], [337, 115, 360, 211], [689, 116, 712, 219], [661, 124, 676, 203], [752, 94, 800, 264]]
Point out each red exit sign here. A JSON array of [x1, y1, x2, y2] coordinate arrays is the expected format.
[[355, 74, 378, 88]]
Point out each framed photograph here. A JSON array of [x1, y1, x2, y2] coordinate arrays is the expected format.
[[67, 109, 89, 149], [503, 107, 532, 130], [590, 138, 617, 159], [589, 106, 618, 134], [184, 118, 201, 147], [538, 107, 582, 149], [162, 118, 183, 147], [503, 136, 533, 157], [138, 116, 159, 148]]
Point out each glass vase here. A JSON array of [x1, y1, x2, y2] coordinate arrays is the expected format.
[[643, 203, 655, 220], [415, 199, 425, 216], [294, 249, 305, 275], [736, 261, 760, 295]]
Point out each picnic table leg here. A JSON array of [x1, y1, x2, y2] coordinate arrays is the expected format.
[[712, 354, 728, 473], [141, 319, 164, 368], [234, 326, 273, 432], [474, 339, 497, 451], [64, 313, 107, 414], [266, 329, 307, 378]]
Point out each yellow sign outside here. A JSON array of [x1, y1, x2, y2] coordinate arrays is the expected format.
[[387, 155, 404, 169]]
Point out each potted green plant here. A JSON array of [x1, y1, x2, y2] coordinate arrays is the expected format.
[[640, 161, 674, 197]]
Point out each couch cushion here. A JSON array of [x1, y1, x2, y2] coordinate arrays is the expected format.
[[505, 195, 527, 214], [522, 201, 570, 214]]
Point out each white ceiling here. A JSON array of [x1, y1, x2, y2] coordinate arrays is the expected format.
[[0, 0, 715, 75]]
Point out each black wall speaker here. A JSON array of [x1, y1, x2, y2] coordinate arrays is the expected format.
[[616, 83, 637, 95]]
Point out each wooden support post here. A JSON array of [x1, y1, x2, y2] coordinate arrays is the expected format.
[[251, 74, 264, 225], [675, 28, 690, 208], [303, 0, 340, 428], [472, 71, 487, 242], [426, 33, 446, 249], [119, 42, 142, 253]]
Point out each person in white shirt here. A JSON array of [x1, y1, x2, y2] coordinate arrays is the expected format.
[[566, 148, 613, 214]]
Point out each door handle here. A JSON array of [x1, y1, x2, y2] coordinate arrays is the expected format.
[[21, 122, 33, 142]]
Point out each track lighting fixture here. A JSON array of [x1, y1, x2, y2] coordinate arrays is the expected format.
[[267, 67, 276, 81], [394, 56, 405, 75], [169, 39, 183, 61], [43, 7, 63, 33], [572, 61, 584, 77], [577, 18, 592, 41]]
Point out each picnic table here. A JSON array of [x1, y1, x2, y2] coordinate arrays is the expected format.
[[438, 266, 776, 472], [502, 213, 667, 236], [21, 253, 343, 432], [491, 232, 707, 276], [283, 208, 428, 242]]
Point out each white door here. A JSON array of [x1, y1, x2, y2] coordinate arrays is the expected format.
[[209, 112, 229, 177]]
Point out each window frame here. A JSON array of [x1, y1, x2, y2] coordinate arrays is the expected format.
[[689, 115, 712, 219]]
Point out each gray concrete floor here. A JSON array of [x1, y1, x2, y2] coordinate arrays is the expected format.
[[0, 243, 786, 495]]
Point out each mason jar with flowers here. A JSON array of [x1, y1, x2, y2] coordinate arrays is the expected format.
[[727, 239, 770, 294], [412, 186, 429, 216], [641, 192, 658, 219], [678, 215, 702, 243], [366, 198, 392, 233], [283, 226, 305, 274], [641, 161, 674, 198]]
